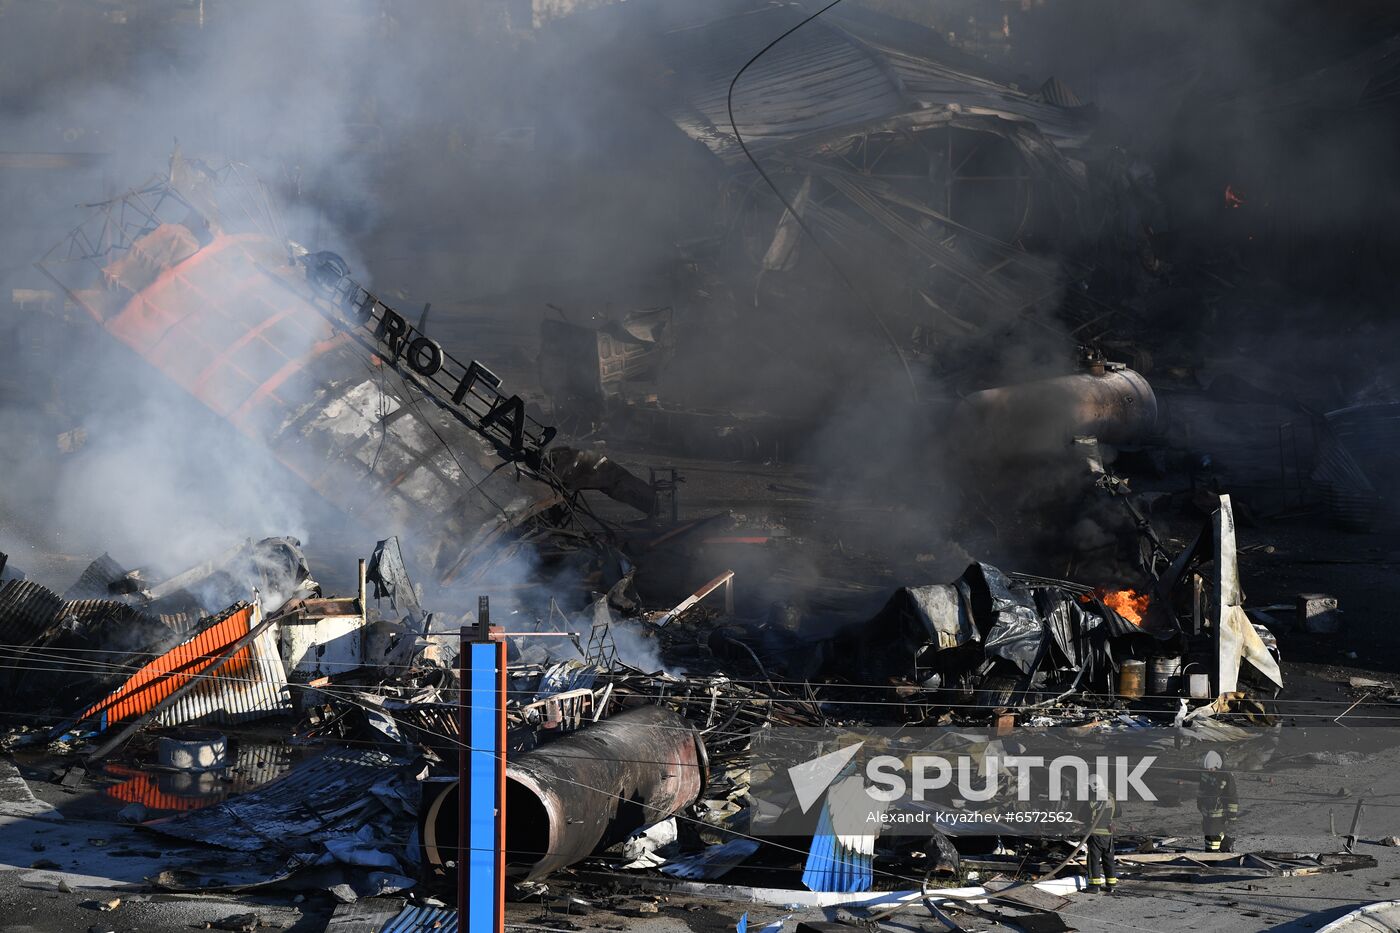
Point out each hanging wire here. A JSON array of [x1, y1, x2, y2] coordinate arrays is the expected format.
[[725, 0, 918, 398]]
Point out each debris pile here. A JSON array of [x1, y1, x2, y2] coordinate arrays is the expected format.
[[5, 6, 1400, 929], [0, 477, 1342, 925], [3, 142, 1377, 932]]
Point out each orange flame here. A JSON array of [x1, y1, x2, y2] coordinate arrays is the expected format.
[[1097, 588, 1150, 625]]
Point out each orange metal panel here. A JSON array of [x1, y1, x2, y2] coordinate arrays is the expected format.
[[105, 234, 253, 352], [226, 333, 346, 431], [78, 605, 254, 727]]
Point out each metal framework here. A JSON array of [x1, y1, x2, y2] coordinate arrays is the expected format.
[[39, 156, 283, 300]]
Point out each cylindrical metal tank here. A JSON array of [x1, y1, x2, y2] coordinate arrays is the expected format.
[[1149, 656, 1184, 696], [955, 366, 1158, 450], [1118, 659, 1146, 699], [421, 705, 706, 881]]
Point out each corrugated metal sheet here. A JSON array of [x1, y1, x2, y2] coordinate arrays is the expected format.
[[380, 904, 458, 933], [802, 812, 872, 893], [324, 901, 460, 933], [1328, 403, 1400, 488], [63, 553, 129, 601], [0, 580, 64, 647], [154, 609, 207, 637], [145, 747, 405, 852], [59, 554, 222, 636], [802, 774, 877, 893], [871, 45, 1093, 148], [76, 602, 289, 730], [664, 5, 911, 165], [0, 579, 168, 647], [59, 599, 159, 637], [660, 4, 1093, 165], [1320, 403, 1400, 529], [0, 581, 175, 709], [156, 610, 290, 726]]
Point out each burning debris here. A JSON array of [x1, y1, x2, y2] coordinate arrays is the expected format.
[[0, 139, 1377, 932], [1093, 588, 1150, 626], [0, 478, 1321, 924], [3, 3, 1400, 932]]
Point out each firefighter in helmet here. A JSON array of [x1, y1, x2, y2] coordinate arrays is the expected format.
[[1198, 750, 1240, 851], [1086, 774, 1119, 893]]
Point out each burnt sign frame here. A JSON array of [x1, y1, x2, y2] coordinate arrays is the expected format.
[[303, 251, 556, 464]]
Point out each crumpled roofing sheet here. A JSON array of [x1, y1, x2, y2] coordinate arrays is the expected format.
[[0, 579, 174, 709], [660, 4, 1094, 165], [74, 602, 290, 731], [144, 746, 406, 852], [664, 5, 909, 164]]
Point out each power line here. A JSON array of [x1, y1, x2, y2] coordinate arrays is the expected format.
[[3, 640, 1392, 707], [2, 640, 1393, 707]]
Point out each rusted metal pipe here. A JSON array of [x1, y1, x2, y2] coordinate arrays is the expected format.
[[423, 705, 706, 881], [955, 366, 1158, 450]]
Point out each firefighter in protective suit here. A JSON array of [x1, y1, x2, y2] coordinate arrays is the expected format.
[[1198, 750, 1240, 851], [1085, 774, 1119, 893]]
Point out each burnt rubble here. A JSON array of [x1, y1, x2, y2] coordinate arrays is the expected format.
[[0, 147, 1375, 932], [1, 153, 1383, 933], [0, 445, 1342, 923], [0, 489, 1370, 927], [5, 4, 1400, 932]]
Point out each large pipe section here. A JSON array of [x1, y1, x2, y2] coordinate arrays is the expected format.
[[954, 364, 1158, 451], [422, 704, 706, 881]]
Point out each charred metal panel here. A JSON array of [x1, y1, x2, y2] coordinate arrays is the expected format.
[[658, 5, 1093, 166], [39, 169, 556, 579], [0, 580, 64, 647], [0, 579, 173, 710], [63, 553, 130, 601], [661, 5, 913, 165]]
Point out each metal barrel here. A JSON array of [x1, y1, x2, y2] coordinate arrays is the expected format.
[[1118, 660, 1146, 699], [1148, 656, 1184, 695]]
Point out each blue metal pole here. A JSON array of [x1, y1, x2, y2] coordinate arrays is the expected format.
[[464, 596, 505, 933]]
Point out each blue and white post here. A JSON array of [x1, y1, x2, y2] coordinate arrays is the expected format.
[[459, 596, 505, 933]]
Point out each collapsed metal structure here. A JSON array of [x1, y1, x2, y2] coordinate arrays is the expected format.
[[5, 148, 1294, 913], [35, 153, 653, 586], [4, 7, 1390, 922]]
